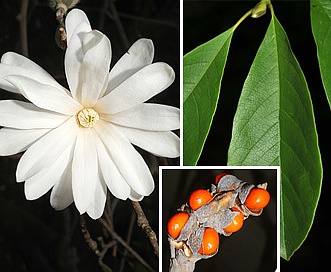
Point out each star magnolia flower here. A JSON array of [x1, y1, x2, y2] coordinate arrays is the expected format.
[[0, 9, 179, 219]]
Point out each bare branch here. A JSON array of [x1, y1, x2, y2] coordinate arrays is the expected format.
[[80, 215, 113, 272], [99, 217, 155, 272], [17, 0, 29, 57], [119, 211, 136, 272], [131, 201, 159, 257]]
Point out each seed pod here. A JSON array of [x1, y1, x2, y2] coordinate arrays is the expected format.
[[187, 226, 205, 254], [237, 182, 255, 204], [215, 172, 229, 185], [216, 174, 242, 192]]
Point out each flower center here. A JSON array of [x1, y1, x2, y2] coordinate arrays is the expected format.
[[77, 108, 99, 128]]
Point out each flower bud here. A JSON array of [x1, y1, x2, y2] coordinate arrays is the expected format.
[[251, 2, 267, 18]]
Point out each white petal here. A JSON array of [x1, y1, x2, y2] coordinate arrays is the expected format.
[[5, 75, 82, 115], [115, 125, 180, 158], [24, 142, 74, 200], [0, 100, 68, 129], [0, 64, 21, 93], [16, 117, 78, 182], [72, 128, 99, 215], [94, 121, 154, 196], [65, 9, 91, 45], [0, 128, 50, 156], [95, 135, 131, 199], [102, 103, 180, 131], [105, 38, 154, 95], [86, 179, 107, 219], [65, 22, 91, 99], [79, 31, 111, 106], [95, 62, 175, 114], [129, 189, 144, 201], [0, 52, 66, 93], [50, 162, 74, 210], [24, 171, 56, 200]]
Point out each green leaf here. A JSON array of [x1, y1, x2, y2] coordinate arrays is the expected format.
[[311, 0, 331, 108], [183, 28, 234, 166], [227, 15, 322, 260]]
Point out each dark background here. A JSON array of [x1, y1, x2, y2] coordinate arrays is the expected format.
[[184, 0, 330, 271], [162, 168, 278, 272], [0, 0, 179, 272]]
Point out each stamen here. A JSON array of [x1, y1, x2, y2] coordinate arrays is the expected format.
[[77, 108, 99, 128]]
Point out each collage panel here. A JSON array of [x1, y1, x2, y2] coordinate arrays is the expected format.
[[161, 167, 279, 272], [0, 0, 330, 271], [0, 1, 179, 272], [183, 1, 329, 271]]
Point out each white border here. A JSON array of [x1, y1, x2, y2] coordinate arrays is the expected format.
[[179, 0, 184, 167], [159, 166, 280, 272]]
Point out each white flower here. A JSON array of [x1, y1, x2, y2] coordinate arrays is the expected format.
[[0, 9, 179, 219]]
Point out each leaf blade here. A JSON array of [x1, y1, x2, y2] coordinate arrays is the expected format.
[[311, 0, 331, 108], [183, 28, 234, 165], [227, 16, 322, 260]]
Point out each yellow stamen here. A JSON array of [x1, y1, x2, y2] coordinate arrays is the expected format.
[[77, 108, 99, 128]]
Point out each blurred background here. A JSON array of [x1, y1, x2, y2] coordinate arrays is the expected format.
[[184, 0, 330, 271], [0, 0, 179, 271], [162, 168, 278, 272]]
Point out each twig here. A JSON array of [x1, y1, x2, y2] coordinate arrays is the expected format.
[[99, 218, 155, 272], [54, 2, 67, 50], [17, 0, 29, 57], [131, 201, 159, 257], [80, 215, 113, 272], [104, 194, 112, 227], [80, 215, 100, 254], [119, 211, 136, 272]]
